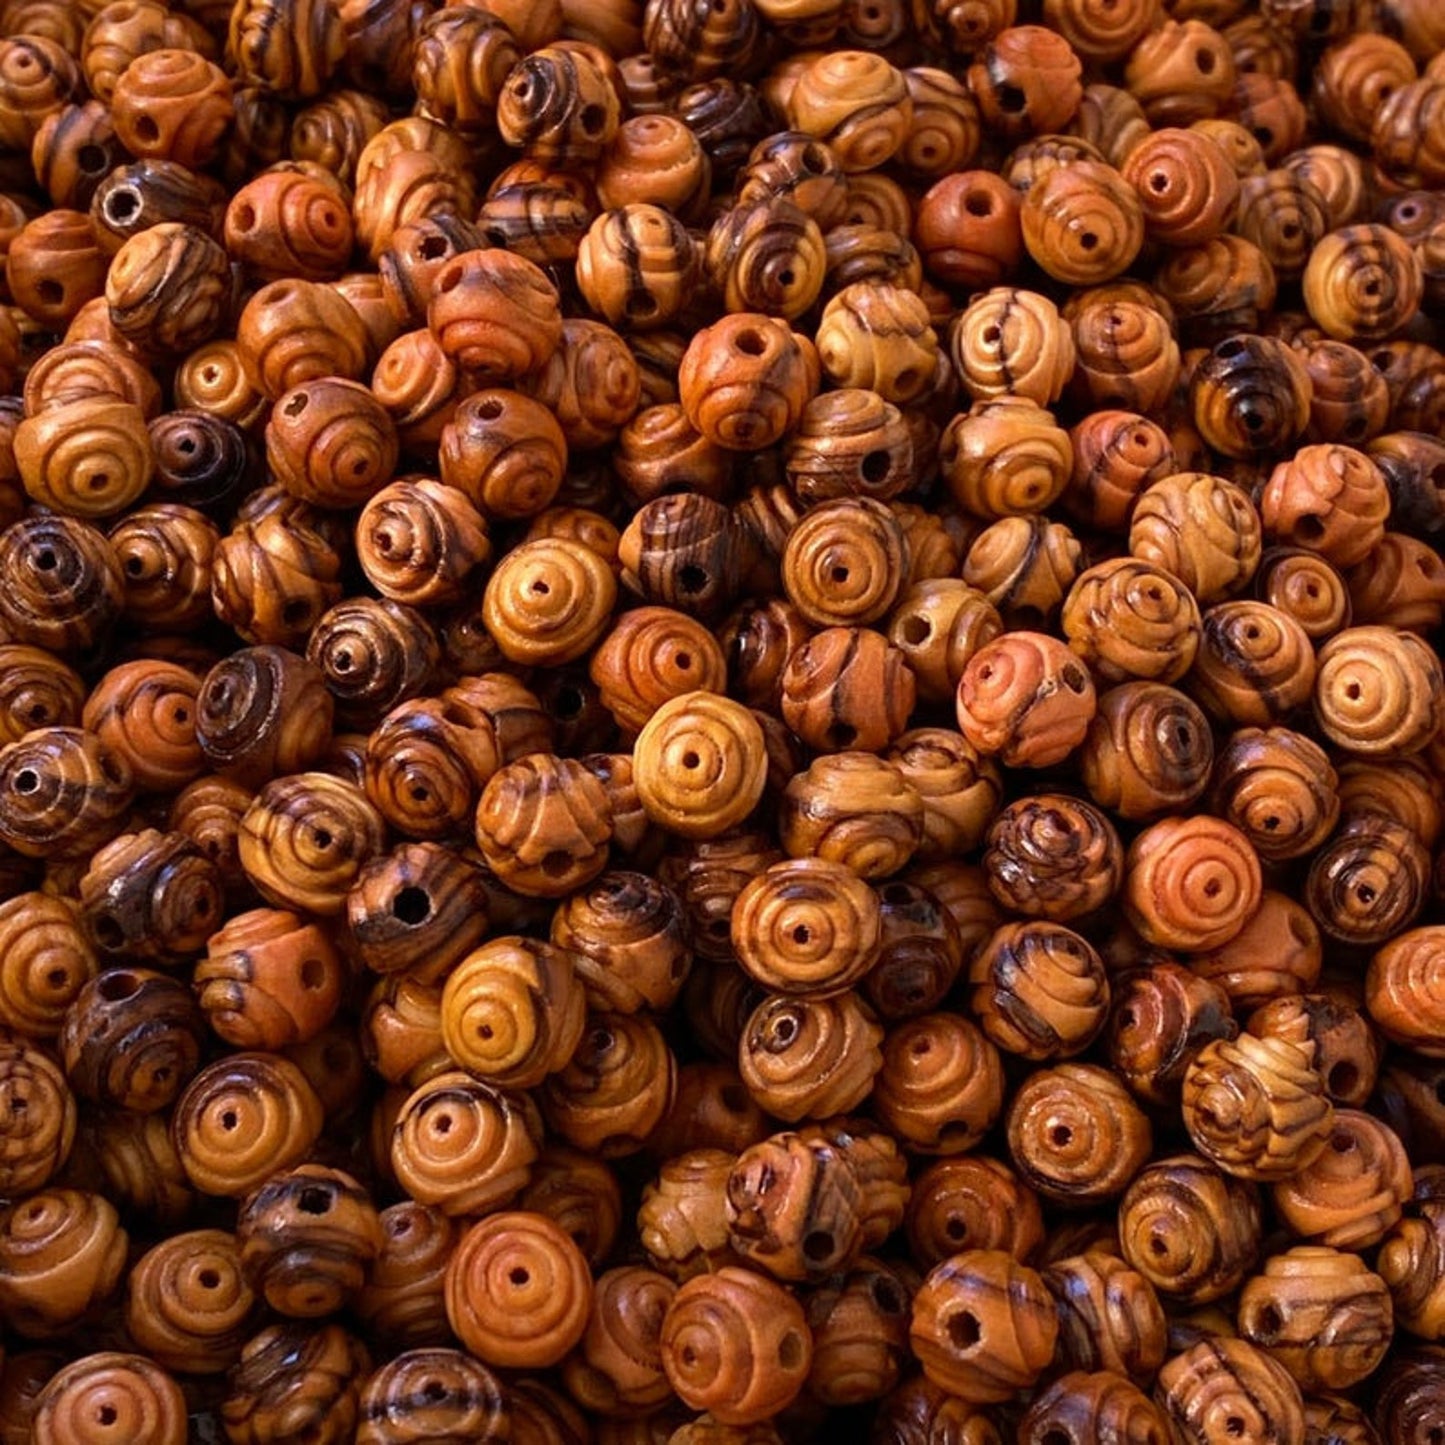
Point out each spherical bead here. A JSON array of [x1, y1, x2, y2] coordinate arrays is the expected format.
[[785, 51, 912, 173], [29, 1353, 187, 1445], [738, 991, 884, 1122], [1305, 813, 1430, 947], [0, 726, 134, 861], [968, 25, 1083, 139], [781, 625, 916, 754], [0, 1039, 76, 1198], [220, 1322, 368, 1445], [1079, 683, 1213, 823], [124, 1230, 256, 1375], [356, 1349, 509, 1445], [1313, 625, 1444, 756], [1021, 159, 1144, 286], [872, 1012, 1004, 1154], [1123, 816, 1262, 953], [483, 536, 617, 667], [814, 282, 936, 406]]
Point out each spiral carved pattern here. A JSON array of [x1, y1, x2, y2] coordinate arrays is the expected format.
[[483, 536, 617, 667], [440, 938, 586, 1090], [956, 631, 1095, 768], [1061, 558, 1201, 685], [1043, 1252, 1168, 1384], [1079, 682, 1213, 822], [1314, 625, 1444, 756], [1007, 1064, 1153, 1204], [949, 287, 1075, 406], [0, 1040, 76, 1197], [1190, 600, 1317, 726], [445, 1210, 593, 1369], [738, 992, 884, 1123], [872, 1012, 1005, 1154], [357, 1349, 509, 1445], [905, 1154, 1044, 1270], [1020, 1371, 1171, 1445], [306, 597, 438, 731], [391, 1071, 541, 1217], [1106, 963, 1237, 1108], [563, 1263, 677, 1415], [0, 725, 133, 859], [782, 497, 910, 629], [633, 691, 768, 840], [1210, 726, 1339, 863], [267, 378, 400, 510], [661, 1266, 813, 1425], [941, 396, 1073, 520], [31, 1353, 187, 1445], [357, 1203, 459, 1352], [1368, 926, 1445, 1058], [702, 198, 826, 321], [731, 857, 882, 997], [171, 1053, 324, 1197], [1303, 224, 1424, 341], [1379, 1201, 1445, 1339], [983, 794, 1121, 922], [0, 892, 94, 1039], [1305, 815, 1430, 947], [0, 1188, 127, 1337], [590, 607, 727, 736], [108, 504, 219, 631], [1154, 1337, 1305, 1445], [0, 513, 123, 655], [124, 1229, 256, 1374], [357, 478, 491, 609], [16, 398, 153, 519], [0, 644, 84, 745], [1183, 1033, 1334, 1182], [1123, 816, 1262, 953], [83, 660, 205, 794], [1129, 472, 1261, 605]]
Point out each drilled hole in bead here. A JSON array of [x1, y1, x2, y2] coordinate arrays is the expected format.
[[232, 202, 256, 232], [542, 849, 571, 877], [35, 548, 56, 571], [1345, 682, 1361, 699], [947, 1310, 981, 1350], [124, 555, 144, 576], [1195, 47, 1217, 73], [12, 768, 39, 794], [678, 565, 708, 593], [282, 600, 312, 629], [36, 279, 63, 307], [1297, 515, 1326, 539], [98, 1406, 117, 1426], [199, 1268, 220, 1288], [824, 723, 857, 748], [435, 1112, 453, 1133], [830, 565, 850, 584], [778, 1330, 804, 1369], [97, 970, 140, 1001], [392, 887, 430, 925], [106, 187, 141, 224], [1061, 665, 1087, 693], [1225, 1419, 1245, 1437], [1050, 1124, 1073, 1146], [895, 366, 920, 392], [298, 1186, 332, 1214], [221, 1110, 238, 1129], [1241, 409, 1264, 431], [778, 268, 795, 288], [900, 615, 930, 644], [803, 1229, 834, 1261], [861, 449, 891, 484], [312, 827, 333, 849], [509, 1266, 530, 1285], [1356, 884, 1375, 904], [1079, 232, 1098, 251], [965, 190, 993, 217], [996, 84, 1026, 114], [418, 234, 448, 261], [580, 104, 607, 134], [300, 957, 325, 990], [734, 328, 766, 355]]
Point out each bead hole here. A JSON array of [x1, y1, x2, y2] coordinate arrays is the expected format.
[[298, 1186, 332, 1214], [946, 1309, 981, 1350], [392, 887, 431, 924]]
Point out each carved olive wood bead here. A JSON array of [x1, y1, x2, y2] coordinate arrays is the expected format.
[[967, 24, 1082, 136], [390, 1071, 540, 1217], [444, 1210, 593, 1369], [541, 1012, 675, 1157], [1045, 1251, 1168, 1384], [357, 1203, 458, 1352], [220, 1322, 369, 1445], [795, 1119, 909, 1253], [906, 1154, 1044, 1270], [1270, 1109, 1412, 1250], [648, 1061, 768, 1160], [355, 477, 490, 610], [357, 1349, 508, 1445], [70, 830, 216, 968], [940, 395, 1072, 522], [1314, 625, 1445, 757], [82, 659, 205, 795], [439, 937, 585, 1091], [885, 582, 1000, 709], [982, 794, 1121, 922], [1123, 815, 1261, 953], [550, 870, 690, 1015], [1062, 558, 1200, 686], [235, 278, 370, 401], [236, 1164, 383, 1318], [638, 1148, 736, 1283], [1018, 1370, 1171, 1445], [868, 1373, 1005, 1445], [660, 1267, 812, 1425], [801, 1257, 911, 1408], [29, 1352, 187, 1445], [0, 892, 94, 1040], [124, 1229, 256, 1375], [910, 1248, 1058, 1403], [780, 624, 915, 754], [0, 644, 83, 747], [1246, 994, 1378, 1109], [1080, 682, 1214, 822], [1210, 726, 1339, 863], [1306, 813, 1430, 947], [172, 1052, 325, 1197], [737, 991, 883, 1122], [1380, 1200, 1445, 1340], [146, 414, 252, 517], [266, 377, 398, 510], [784, 50, 912, 173], [1129, 471, 1261, 605], [0, 1039, 76, 1197], [1108, 963, 1237, 1108], [1154, 1337, 1305, 1445], [1260, 443, 1390, 569], [1007, 1063, 1152, 1204], [238, 772, 385, 917], [305, 597, 437, 733], [0, 727, 134, 861], [59, 966, 202, 1112], [15, 396, 153, 519], [872, 1012, 1004, 1154], [969, 918, 1110, 1060], [1374, 1342, 1445, 1445], [0, 513, 124, 657], [1022, 159, 1145, 286], [104, 222, 231, 360], [81, 1106, 193, 1229], [0, 1188, 127, 1339], [195, 907, 343, 1049], [1237, 1246, 1392, 1392], [1182, 1032, 1334, 1182], [1303, 225, 1425, 342], [1187, 888, 1321, 1014], [483, 535, 617, 667]]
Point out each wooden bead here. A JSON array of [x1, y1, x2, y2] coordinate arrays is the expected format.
[[355, 1202, 457, 1352], [362, 697, 501, 842], [911, 1248, 1057, 1403], [886, 728, 1001, 860], [265, 378, 398, 510], [1237, 1246, 1392, 1392], [172, 1052, 323, 1197], [58, 965, 201, 1113], [496, 44, 620, 167], [949, 288, 1072, 407], [783, 388, 911, 507], [814, 282, 936, 406], [195, 907, 343, 1049], [966, 25, 1082, 138], [661, 1267, 812, 1425], [1079, 682, 1214, 822], [869, 1374, 1004, 1445], [906, 1154, 1043, 1270], [0, 892, 94, 1041], [725, 1130, 864, 1282], [1155, 1337, 1304, 1445], [109, 48, 232, 171], [1007, 1063, 1152, 1204], [0, 1188, 126, 1338], [357, 1349, 508, 1445], [1119, 1153, 1262, 1304], [541, 1012, 675, 1157], [1119, 127, 1238, 248], [598, 114, 709, 218], [437, 937, 584, 1091], [778, 753, 922, 881], [1107, 962, 1237, 1108], [483, 535, 616, 666], [955, 629, 1096, 768], [1346, 531, 1445, 634], [1303, 224, 1424, 341], [1044, 1251, 1168, 1383], [0, 644, 82, 748], [1374, 1344, 1445, 1445], [0, 726, 134, 861], [305, 597, 437, 733], [221, 1323, 368, 1445], [638, 1148, 736, 1282], [1209, 726, 1338, 864], [781, 496, 908, 630], [437, 388, 567, 521], [518, 1143, 624, 1271], [1068, 299, 1180, 415], [475, 753, 612, 898], [1306, 813, 1429, 947], [0, 35, 82, 152], [1061, 558, 1199, 685], [0, 1039, 75, 1197], [444, 1211, 592, 1369], [574, 204, 697, 331], [236, 278, 370, 399], [1314, 624, 1444, 756], [1248, 993, 1377, 1110], [1122, 815, 1261, 953], [738, 991, 883, 1122], [1021, 159, 1144, 286], [784, 51, 911, 173], [1190, 600, 1317, 727], [238, 772, 385, 917], [1380, 1199, 1445, 1340], [104, 222, 231, 360], [0, 512, 124, 656], [6, 209, 106, 330], [236, 1164, 383, 1318], [958, 516, 1079, 632], [80, 1106, 193, 1228], [388, 1068, 538, 1214], [915, 172, 1023, 291], [78, 660, 200, 796], [1258, 442, 1389, 570], [872, 1012, 1004, 1153], [1368, 926, 1445, 1059], [1182, 1032, 1333, 1182], [29, 1352, 186, 1445], [1253, 545, 1351, 644], [355, 478, 490, 608], [781, 624, 915, 754], [801, 1258, 911, 1407], [588, 608, 725, 738], [124, 1229, 256, 1375], [107, 504, 218, 635], [1191, 334, 1312, 460]]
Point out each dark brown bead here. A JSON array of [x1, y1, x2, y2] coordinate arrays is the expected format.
[[0, 726, 134, 861], [906, 1154, 1044, 1270], [981, 794, 1121, 923], [738, 992, 883, 1123], [1305, 813, 1430, 947], [221, 1323, 369, 1445], [356, 1348, 507, 1445], [0, 1039, 76, 1198], [1374, 1345, 1445, 1445]]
